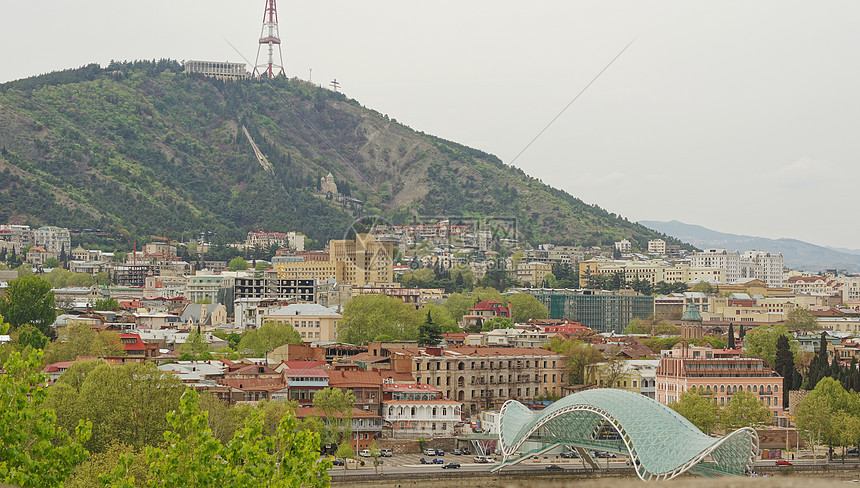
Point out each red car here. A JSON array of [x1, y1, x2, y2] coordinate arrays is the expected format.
[[775, 460, 792, 466]]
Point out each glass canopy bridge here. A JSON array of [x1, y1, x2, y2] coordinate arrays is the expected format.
[[494, 389, 758, 481]]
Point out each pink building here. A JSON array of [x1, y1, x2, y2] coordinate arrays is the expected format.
[[655, 347, 783, 417]]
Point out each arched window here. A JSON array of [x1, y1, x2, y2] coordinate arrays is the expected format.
[[720, 385, 725, 392], [432, 407, 437, 416], [442, 408, 447, 416], [766, 385, 771, 393], [747, 385, 751, 392], [774, 385, 779, 393], [458, 362, 465, 370], [411, 407, 416, 416], [706, 385, 711, 392], [753, 385, 758, 392]]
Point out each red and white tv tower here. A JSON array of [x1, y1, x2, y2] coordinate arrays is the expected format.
[[253, 0, 286, 78]]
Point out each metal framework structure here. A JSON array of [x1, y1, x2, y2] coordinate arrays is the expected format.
[[253, 0, 286, 78], [498, 389, 758, 481]]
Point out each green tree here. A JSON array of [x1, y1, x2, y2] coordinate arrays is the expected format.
[[237, 320, 302, 357], [228, 257, 249, 271], [795, 393, 832, 463], [0, 329, 92, 487], [669, 392, 719, 434], [690, 281, 717, 294], [742, 324, 798, 368], [421, 304, 459, 333], [0, 274, 56, 337], [339, 294, 421, 345], [103, 389, 331, 487], [719, 390, 772, 431], [774, 334, 801, 408], [785, 307, 819, 330], [481, 316, 514, 332], [368, 441, 382, 474], [16, 324, 47, 350], [547, 337, 603, 385], [43, 257, 61, 269], [93, 297, 121, 311], [335, 442, 354, 472], [178, 330, 210, 358], [313, 387, 355, 447], [42, 321, 126, 365], [66, 441, 148, 488], [417, 310, 443, 346], [44, 361, 184, 453], [508, 293, 548, 323]]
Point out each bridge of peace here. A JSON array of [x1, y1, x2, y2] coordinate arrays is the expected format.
[[495, 388, 759, 481]]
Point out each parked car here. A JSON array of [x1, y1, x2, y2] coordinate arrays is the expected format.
[[592, 451, 617, 459], [775, 460, 792, 466], [380, 449, 393, 457], [358, 449, 371, 457], [442, 462, 461, 469], [423, 448, 437, 456], [546, 464, 564, 471], [436, 449, 445, 456], [331, 458, 344, 466], [474, 455, 495, 463], [462, 448, 471, 455], [560, 451, 579, 459], [432, 458, 445, 464], [452, 449, 463, 455], [420, 458, 433, 464]]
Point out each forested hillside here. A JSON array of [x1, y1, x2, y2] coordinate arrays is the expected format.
[[0, 60, 685, 249]]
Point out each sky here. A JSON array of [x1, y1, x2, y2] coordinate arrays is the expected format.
[[1, 1, 859, 249]]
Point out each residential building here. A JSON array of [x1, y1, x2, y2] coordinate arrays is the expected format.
[[648, 239, 667, 255], [382, 383, 462, 438], [655, 347, 783, 417], [615, 239, 632, 253], [690, 249, 784, 287], [26, 246, 56, 267], [329, 234, 393, 286], [516, 262, 553, 285], [295, 406, 382, 451], [389, 346, 567, 415], [263, 303, 342, 342], [32, 226, 71, 254], [233, 276, 316, 329], [585, 359, 660, 398], [461, 300, 513, 328], [185, 274, 224, 304], [328, 369, 383, 414]]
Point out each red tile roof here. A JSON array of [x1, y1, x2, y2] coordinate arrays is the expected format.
[[328, 370, 383, 387]]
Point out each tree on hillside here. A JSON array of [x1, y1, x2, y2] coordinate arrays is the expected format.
[[670, 392, 719, 434], [421, 304, 459, 333], [92, 297, 120, 311], [237, 320, 302, 357], [508, 293, 548, 323], [774, 334, 801, 407], [16, 324, 48, 351], [338, 294, 420, 345], [0, 274, 56, 337]]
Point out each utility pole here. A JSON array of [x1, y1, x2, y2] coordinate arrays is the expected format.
[[330, 79, 340, 92]]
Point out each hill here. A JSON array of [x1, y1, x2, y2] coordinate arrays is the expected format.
[[0, 60, 685, 249], [639, 220, 860, 273]]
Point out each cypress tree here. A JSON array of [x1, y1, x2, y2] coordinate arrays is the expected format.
[[727, 323, 736, 349]]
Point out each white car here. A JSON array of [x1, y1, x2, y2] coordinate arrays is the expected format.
[[358, 449, 371, 457]]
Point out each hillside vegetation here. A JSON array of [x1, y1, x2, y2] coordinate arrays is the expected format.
[[0, 60, 684, 249]]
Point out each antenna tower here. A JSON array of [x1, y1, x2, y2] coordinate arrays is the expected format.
[[253, 0, 286, 78]]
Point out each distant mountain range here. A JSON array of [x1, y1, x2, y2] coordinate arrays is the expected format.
[[639, 220, 860, 274]]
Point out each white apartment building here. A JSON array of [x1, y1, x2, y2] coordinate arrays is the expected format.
[[690, 249, 784, 287], [33, 226, 71, 254], [615, 239, 632, 253]]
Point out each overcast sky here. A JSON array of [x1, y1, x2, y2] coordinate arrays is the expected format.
[[2, 1, 858, 249]]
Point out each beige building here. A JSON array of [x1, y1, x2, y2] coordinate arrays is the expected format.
[[183, 60, 250, 81], [262, 303, 342, 342], [648, 239, 667, 254], [516, 262, 553, 285], [579, 259, 724, 287], [329, 234, 393, 286], [389, 346, 568, 415]]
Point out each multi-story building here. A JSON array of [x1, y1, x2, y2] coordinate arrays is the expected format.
[[655, 347, 783, 417], [614, 239, 632, 253], [329, 234, 393, 286], [262, 303, 342, 342], [524, 288, 653, 334], [233, 276, 317, 329], [32, 226, 71, 254], [183, 60, 250, 81], [461, 300, 512, 328], [787, 276, 832, 295], [382, 383, 462, 438], [0, 224, 32, 249], [516, 262, 553, 285], [185, 274, 224, 304], [648, 239, 667, 255], [690, 249, 784, 287], [578, 259, 724, 287], [584, 359, 660, 398], [389, 346, 567, 415]]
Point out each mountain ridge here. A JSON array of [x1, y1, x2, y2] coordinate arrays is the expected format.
[[0, 60, 687, 250], [639, 219, 860, 273]]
